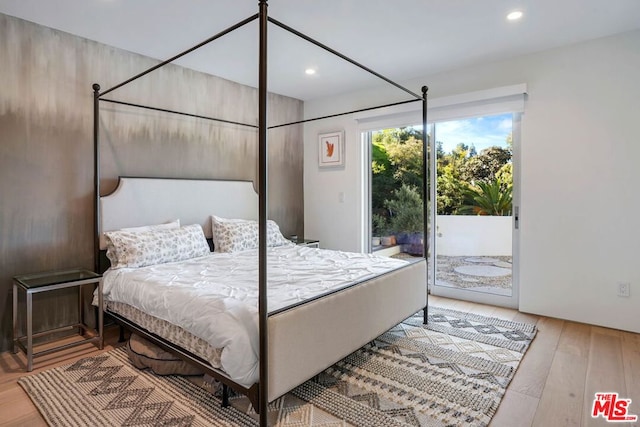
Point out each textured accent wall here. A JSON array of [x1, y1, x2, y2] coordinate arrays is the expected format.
[[0, 14, 304, 352]]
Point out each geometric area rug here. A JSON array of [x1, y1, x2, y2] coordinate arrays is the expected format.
[[18, 306, 536, 427]]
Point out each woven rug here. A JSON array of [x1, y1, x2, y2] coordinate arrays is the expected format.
[[19, 306, 536, 427]]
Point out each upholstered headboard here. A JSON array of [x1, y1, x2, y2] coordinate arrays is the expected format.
[[99, 177, 258, 250]]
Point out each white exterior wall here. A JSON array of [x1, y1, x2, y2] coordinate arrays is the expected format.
[[304, 30, 640, 333], [436, 216, 512, 257]]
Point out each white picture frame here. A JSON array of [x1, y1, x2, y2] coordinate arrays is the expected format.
[[318, 131, 344, 168]]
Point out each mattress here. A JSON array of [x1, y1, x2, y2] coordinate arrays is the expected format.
[[101, 244, 409, 387]]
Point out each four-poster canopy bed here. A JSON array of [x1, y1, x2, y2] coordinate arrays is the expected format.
[[92, 1, 429, 425]]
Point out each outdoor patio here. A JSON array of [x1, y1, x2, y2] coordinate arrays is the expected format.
[[392, 252, 513, 296], [386, 214, 513, 296], [434, 255, 512, 295]]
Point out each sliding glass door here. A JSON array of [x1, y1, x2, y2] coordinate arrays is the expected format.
[[429, 113, 520, 308], [367, 126, 427, 259], [365, 113, 520, 309]]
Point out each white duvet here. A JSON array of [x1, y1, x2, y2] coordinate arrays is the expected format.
[[101, 244, 408, 387]]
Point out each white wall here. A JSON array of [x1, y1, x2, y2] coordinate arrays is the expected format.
[[303, 118, 365, 252], [436, 216, 512, 257], [304, 30, 640, 333]]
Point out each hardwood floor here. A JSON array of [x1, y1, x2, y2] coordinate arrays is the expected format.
[[0, 297, 638, 426], [0, 327, 125, 427], [432, 296, 640, 427]]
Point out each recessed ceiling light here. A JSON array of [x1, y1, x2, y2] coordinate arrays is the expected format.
[[305, 68, 316, 75], [506, 10, 523, 21]]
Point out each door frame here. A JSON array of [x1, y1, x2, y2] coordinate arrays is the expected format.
[[428, 113, 521, 309]]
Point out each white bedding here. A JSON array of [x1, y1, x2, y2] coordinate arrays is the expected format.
[[101, 244, 408, 387]]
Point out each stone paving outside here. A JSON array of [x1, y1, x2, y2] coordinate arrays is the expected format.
[[393, 252, 513, 296], [436, 255, 512, 290]]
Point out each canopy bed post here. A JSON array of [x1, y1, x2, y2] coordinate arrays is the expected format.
[[91, 3, 429, 423], [422, 85, 429, 325], [93, 83, 101, 274], [257, 0, 269, 424]]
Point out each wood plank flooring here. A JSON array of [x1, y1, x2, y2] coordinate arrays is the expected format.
[[0, 296, 638, 427]]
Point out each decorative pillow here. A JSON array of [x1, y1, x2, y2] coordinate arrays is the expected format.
[[211, 216, 292, 253], [120, 219, 180, 233], [104, 220, 181, 263], [105, 224, 210, 269]]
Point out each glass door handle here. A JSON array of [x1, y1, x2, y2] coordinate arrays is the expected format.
[[514, 206, 519, 230]]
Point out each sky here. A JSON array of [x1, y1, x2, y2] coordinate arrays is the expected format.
[[416, 113, 512, 154]]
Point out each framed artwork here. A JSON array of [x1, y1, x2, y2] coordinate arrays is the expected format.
[[318, 131, 344, 168]]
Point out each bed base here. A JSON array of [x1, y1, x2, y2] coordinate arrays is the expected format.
[[106, 258, 427, 413], [109, 306, 429, 415], [266, 258, 427, 400], [107, 310, 262, 412]]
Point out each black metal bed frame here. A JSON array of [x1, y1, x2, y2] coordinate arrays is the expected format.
[[92, 2, 428, 425]]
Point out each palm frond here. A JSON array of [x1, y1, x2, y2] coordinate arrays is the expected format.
[[458, 178, 512, 216]]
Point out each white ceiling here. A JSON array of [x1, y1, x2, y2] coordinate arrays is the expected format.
[[1, 0, 640, 101]]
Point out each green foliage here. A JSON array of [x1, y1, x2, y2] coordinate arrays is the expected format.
[[435, 143, 467, 214], [371, 127, 425, 220], [373, 127, 423, 145], [437, 143, 468, 175], [371, 142, 396, 215], [459, 146, 512, 185], [495, 162, 512, 191], [371, 213, 389, 236], [370, 125, 513, 221], [371, 142, 391, 174], [432, 133, 513, 215], [384, 136, 423, 190], [384, 184, 424, 233], [459, 178, 513, 216], [436, 172, 465, 215]]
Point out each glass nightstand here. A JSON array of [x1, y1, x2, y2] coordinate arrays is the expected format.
[[296, 239, 319, 248], [288, 235, 319, 248], [12, 269, 103, 371]]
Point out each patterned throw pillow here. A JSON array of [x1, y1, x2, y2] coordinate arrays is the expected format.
[[211, 216, 292, 253], [120, 219, 180, 233], [105, 224, 211, 269], [103, 220, 181, 259]]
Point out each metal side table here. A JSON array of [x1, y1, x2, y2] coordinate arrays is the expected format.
[[12, 269, 103, 371], [297, 239, 319, 248]]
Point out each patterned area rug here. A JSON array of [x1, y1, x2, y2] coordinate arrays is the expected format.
[[19, 306, 536, 427]]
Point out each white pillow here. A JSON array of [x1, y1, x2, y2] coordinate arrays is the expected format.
[[120, 219, 180, 233], [211, 216, 292, 253], [105, 224, 210, 269]]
